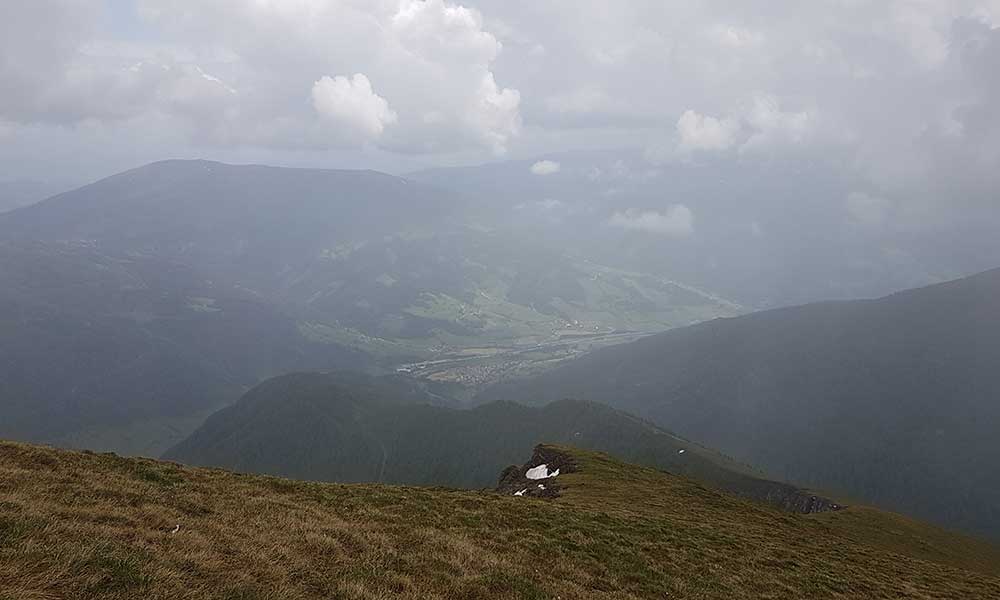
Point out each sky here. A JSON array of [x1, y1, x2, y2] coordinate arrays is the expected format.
[[2, 0, 1000, 219]]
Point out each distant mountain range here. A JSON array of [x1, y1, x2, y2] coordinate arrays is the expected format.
[[165, 371, 842, 513], [0, 160, 736, 454], [480, 268, 1000, 539]]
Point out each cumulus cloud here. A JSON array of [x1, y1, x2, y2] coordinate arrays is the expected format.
[[609, 205, 695, 237], [676, 110, 742, 152], [312, 74, 397, 141], [392, 0, 500, 65], [468, 72, 521, 153], [668, 95, 823, 159], [740, 94, 816, 153], [387, 0, 521, 153], [530, 160, 560, 175], [0, 0, 520, 156]]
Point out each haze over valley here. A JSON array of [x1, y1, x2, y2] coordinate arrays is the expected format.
[[3, 2, 1000, 597]]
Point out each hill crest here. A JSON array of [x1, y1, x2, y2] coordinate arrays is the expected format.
[[2, 439, 999, 599], [478, 267, 1000, 540]]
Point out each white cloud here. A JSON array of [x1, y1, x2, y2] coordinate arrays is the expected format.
[[609, 205, 695, 237], [2, 0, 1000, 214], [530, 159, 560, 175], [467, 72, 521, 154], [706, 25, 764, 49], [312, 74, 397, 141], [671, 96, 820, 157], [392, 0, 500, 65], [1, 0, 520, 155], [387, 0, 521, 153], [740, 94, 816, 153], [676, 110, 741, 152]]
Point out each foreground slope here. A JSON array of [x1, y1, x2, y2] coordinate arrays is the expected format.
[[481, 268, 1000, 539], [166, 372, 835, 513], [2, 440, 999, 599]]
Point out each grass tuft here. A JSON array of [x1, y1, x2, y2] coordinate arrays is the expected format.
[[462, 570, 551, 599], [72, 545, 153, 593], [0, 515, 47, 548]]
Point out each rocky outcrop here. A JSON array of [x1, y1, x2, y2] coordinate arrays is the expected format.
[[496, 444, 844, 514], [497, 445, 578, 498], [759, 485, 845, 514], [713, 476, 846, 514]]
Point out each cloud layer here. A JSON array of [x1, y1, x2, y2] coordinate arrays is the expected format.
[[1, 0, 999, 224], [609, 206, 695, 237], [0, 0, 520, 160]]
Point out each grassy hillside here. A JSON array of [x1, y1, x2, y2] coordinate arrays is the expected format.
[[480, 267, 1000, 540], [2, 440, 999, 599], [166, 372, 837, 513]]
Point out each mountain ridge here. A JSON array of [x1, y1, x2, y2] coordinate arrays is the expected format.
[[166, 371, 849, 516], [478, 267, 1000, 539], [0, 159, 737, 454]]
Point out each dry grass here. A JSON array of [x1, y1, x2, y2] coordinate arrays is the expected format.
[[1, 440, 998, 599]]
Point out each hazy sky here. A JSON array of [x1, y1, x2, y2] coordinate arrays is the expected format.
[[2, 0, 1000, 210]]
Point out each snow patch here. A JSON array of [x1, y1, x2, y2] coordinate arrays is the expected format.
[[677, 449, 686, 454], [514, 489, 527, 496], [526, 464, 560, 480]]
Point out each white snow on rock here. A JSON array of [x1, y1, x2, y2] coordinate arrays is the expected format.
[[677, 449, 686, 454], [538, 484, 546, 490], [525, 464, 560, 479], [514, 489, 527, 496]]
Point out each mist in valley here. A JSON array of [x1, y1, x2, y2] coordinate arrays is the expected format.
[[2, 4, 1000, 594]]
